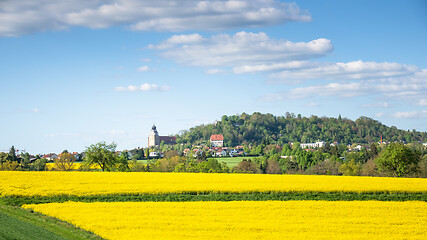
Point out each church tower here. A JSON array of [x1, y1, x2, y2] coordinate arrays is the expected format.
[[148, 125, 160, 147]]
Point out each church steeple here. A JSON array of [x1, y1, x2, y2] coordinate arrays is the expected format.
[[151, 124, 158, 135], [148, 124, 160, 147]]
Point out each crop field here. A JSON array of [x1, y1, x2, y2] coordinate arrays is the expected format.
[[1, 171, 426, 239], [23, 201, 427, 240], [45, 162, 101, 170], [1, 172, 426, 197]]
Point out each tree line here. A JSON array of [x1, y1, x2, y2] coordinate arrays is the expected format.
[[2, 141, 425, 178], [175, 112, 426, 147]]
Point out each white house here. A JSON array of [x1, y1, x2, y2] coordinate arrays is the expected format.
[[300, 141, 325, 149], [210, 134, 224, 147]]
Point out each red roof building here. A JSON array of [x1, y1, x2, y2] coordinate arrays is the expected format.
[[210, 134, 224, 141], [210, 134, 224, 147]]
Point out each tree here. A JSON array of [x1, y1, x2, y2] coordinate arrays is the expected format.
[[163, 150, 180, 159], [232, 159, 259, 173], [55, 152, 76, 171], [31, 158, 47, 171], [84, 142, 120, 171], [375, 143, 421, 177], [0, 152, 8, 164], [20, 152, 31, 170], [338, 159, 361, 176], [266, 159, 281, 174], [8, 146, 18, 162]]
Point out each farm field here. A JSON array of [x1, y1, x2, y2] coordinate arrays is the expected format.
[[23, 200, 427, 240], [45, 162, 101, 170], [1, 172, 426, 198], [1, 171, 426, 239]]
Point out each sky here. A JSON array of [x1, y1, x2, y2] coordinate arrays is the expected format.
[[1, 0, 426, 154]]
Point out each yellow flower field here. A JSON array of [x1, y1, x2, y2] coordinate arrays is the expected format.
[[23, 201, 427, 240], [45, 163, 101, 170], [1, 172, 426, 197]]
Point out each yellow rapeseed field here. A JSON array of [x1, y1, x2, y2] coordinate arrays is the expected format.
[[23, 201, 427, 240], [1, 172, 426, 197], [45, 163, 101, 170]]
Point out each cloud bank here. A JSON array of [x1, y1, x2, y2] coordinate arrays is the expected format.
[[149, 32, 333, 66], [149, 31, 427, 107], [0, 0, 311, 37]]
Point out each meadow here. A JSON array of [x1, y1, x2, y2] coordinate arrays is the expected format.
[[210, 156, 248, 167]]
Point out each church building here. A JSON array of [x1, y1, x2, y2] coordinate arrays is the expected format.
[[148, 125, 176, 148]]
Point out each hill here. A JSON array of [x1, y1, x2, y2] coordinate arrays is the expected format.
[[175, 112, 426, 147]]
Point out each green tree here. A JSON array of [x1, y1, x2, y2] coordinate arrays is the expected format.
[[375, 143, 421, 177], [115, 155, 130, 172], [20, 152, 31, 170], [84, 142, 120, 172], [55, 152, 76, 171], [232, 159, 259, 173], [31, 158, 47, 171], [338, 159, 361, 176], [0, 152, 8, 164], [8, 146, 18, 162]]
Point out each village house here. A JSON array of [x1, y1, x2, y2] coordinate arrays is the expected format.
[[42, 153, 58, 162], [210, 134, 224, 147], [299, 141, 325, 149]]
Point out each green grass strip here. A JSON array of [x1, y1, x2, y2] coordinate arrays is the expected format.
[[0, 204, 103, 239], [2, 192, 426, 206]]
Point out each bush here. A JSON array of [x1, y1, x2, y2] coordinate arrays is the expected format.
[[232, 159, 259, 174]]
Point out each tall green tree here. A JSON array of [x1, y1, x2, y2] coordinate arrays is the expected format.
[[8, 146, 18, 162], [84, 142, 120, 171], [375, 143, 421, 177]]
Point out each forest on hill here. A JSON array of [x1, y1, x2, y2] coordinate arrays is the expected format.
[[175, 112, 426, 147]]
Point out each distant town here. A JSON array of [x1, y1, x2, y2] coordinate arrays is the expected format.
[[1, 122, 426, 178]]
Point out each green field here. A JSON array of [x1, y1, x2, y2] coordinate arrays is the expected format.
[[211, 156, 255, 167], [0, 204, 102, 240]]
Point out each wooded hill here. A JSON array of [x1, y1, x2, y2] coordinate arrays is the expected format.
[[175, 112, 426, 147]]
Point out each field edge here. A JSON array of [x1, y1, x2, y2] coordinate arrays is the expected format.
[[0, 204, 103, 240]]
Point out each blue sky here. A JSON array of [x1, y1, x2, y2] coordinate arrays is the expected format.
[[1, 0, 426, 154]]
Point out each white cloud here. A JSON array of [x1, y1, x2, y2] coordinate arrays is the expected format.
[[150, 32, 333, 67], [269, 60, 419, 81], [288, 82, 368, 99], [391, 111, 427, 119], [361, 102, 390, 108], [233, 61, 312, 74], [115, 83, 170, 92], [1, 0, 311, 37], [137, 66, 150, 72], [417, 99, 427, 106], [206, 68, 227, 74], [261, 68, 427, 104], [31, 108, 40, 113]]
